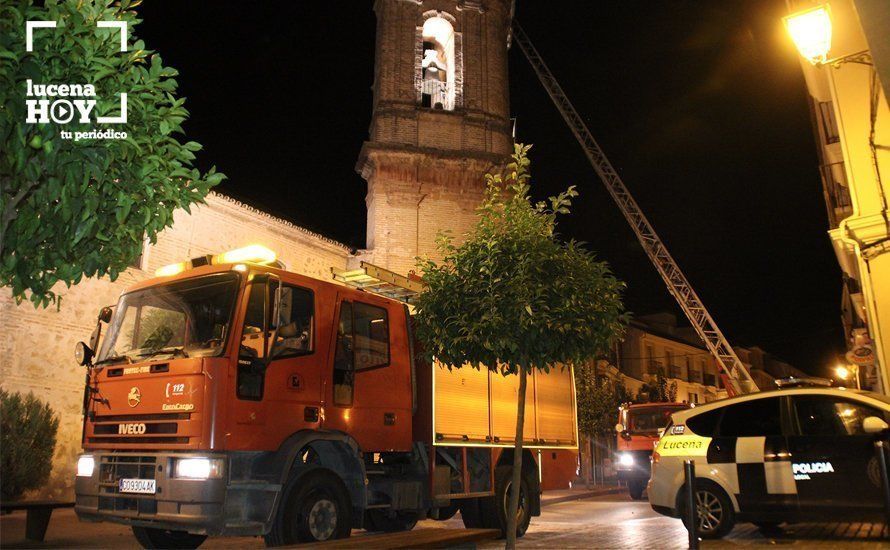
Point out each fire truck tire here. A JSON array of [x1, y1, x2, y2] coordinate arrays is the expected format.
[[364, 510, 418, 532], [131, 527, 207, 549], [433, 503, 459, 521], [265, 468, 352, 545], [628, 479, 646, 500], [459, 498, 486, 529], [481, 466, 532, 538]]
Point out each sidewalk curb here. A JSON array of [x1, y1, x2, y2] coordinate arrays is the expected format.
[[541, 486, 625, 507]]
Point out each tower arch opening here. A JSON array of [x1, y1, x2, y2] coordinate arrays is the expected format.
[[419, 15, 457, 110]]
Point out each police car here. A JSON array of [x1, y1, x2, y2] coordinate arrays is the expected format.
[[648, 384, 890, 538]]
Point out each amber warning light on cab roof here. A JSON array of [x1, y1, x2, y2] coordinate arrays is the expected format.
[[154, 244, 278, 277]]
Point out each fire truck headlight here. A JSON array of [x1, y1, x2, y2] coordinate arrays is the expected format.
[[618, 453, 634, 467], [77, 455, 95, 477], [174, 458, 224, 479]]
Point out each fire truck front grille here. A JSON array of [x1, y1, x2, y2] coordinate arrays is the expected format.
[[98, 455, 159, 515], [88, 412, 192, 444]]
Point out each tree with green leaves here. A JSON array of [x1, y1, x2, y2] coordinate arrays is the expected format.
[[0, 0, 224, 307], [0, 389, 59, 501], [414, 144, 626, 547], [575, 361, 631, 438]]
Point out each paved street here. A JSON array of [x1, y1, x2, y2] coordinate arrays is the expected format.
[[2, 493, 886, 548]]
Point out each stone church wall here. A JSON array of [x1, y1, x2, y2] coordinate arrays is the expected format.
[[0, 192, 351, 499]]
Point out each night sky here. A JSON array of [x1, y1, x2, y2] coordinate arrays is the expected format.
[[136, 1, 844, 376]]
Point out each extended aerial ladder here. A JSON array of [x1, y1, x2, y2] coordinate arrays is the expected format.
[[511, 22, 758, 395]]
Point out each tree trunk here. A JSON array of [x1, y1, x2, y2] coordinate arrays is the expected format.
[[506, 366, 528, 549]]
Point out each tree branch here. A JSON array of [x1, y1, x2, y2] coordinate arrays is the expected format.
[[0, 178, 40, 259]]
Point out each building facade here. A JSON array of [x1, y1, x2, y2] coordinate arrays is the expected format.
[[788, 0, 890, 393], [615, 313, 727, 404]]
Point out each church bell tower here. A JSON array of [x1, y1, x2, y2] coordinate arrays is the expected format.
[[356, 0, 514, 275]]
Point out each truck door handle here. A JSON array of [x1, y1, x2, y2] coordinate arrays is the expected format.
[[384, 412, 396, 426], [304, 407, 319, 423]]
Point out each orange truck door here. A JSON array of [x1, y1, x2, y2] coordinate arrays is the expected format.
[[323, 295, 412, 452]]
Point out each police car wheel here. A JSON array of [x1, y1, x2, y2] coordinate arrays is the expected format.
[[680, 481, 735, 539]]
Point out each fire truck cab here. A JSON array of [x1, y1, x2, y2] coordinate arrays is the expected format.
[[73, 247, 577, 547], [614, 402, 690, 500]]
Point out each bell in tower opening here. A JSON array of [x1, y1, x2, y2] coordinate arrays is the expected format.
[[420, 16, 456, 110]]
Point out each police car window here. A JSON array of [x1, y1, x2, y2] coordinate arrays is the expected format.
[[718, 398, 782, 437], [794, 396, 884, 436], [686, 409, 722, 436]]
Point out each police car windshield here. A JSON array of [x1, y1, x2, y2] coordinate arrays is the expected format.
[[628, 408, 678, 433], [97, 273, 239, 363]]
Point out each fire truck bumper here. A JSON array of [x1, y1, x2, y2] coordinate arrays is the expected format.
[[74, 451, 254, 536]]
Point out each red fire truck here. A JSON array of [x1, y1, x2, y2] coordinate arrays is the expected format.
[[613, 402, 689, 500], [73, 247, 578, 547]]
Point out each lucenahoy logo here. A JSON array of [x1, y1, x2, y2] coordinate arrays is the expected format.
[[24, 20, 128, 141]]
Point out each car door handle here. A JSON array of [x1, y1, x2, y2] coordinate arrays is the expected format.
[[384, 412, 396, 426], [304, 407, 319, 423]]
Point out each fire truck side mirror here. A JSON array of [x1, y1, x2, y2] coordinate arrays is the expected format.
[[98, 306, 113, 324]]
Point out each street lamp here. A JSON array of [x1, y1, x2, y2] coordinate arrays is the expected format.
[[834, 364, 861, 389], [783, 5, 871, 67]]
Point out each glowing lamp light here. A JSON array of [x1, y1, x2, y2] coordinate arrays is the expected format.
[[834, 365, 850, 380], [76, 455, 95, 477], [784, 6, 832, 65], [214, 244, 277, 265], [155, 261, 187, 277]]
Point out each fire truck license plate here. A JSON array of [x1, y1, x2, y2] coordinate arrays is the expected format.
[[118, 478, 156, 494]]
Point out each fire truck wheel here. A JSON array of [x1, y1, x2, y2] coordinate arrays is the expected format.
[[364, 509, 418, 532], [131, 527, 207, 549], [459, 498, 486, 528], [433, 503, 459, 521], [482, 466, 531, 538], [265, 469, 352, 545], [628, 479, 646, 500]]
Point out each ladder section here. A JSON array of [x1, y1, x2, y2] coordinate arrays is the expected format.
[[331, 261, 425, 303], [511, 22, 757, 395]]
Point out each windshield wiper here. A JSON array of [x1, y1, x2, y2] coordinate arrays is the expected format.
[[95, 354, 133, 366], [139, 346, 189, 360]]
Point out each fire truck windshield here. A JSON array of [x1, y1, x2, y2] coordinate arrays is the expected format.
[[627, 407, 681, 434], [97, 273, 240, 364]]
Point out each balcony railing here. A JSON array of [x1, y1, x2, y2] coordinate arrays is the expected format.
[[820, 161, 853, 228], [688, 370, 703, 384], [703, 374, 717, 387], [668, 365, 682, 379], [817, 101, 840, 144]]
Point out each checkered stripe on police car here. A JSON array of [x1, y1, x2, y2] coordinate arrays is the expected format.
[[706, 436, 797, 510]]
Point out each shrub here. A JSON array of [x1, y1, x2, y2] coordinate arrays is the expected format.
[[0, 389, 59, 501]]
